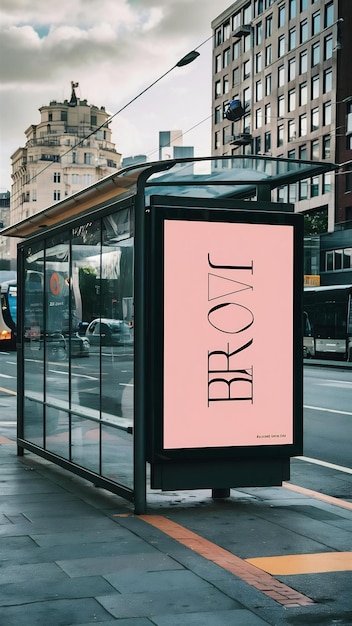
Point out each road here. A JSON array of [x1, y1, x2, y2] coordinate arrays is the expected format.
[[303, 365, 352, 469], [1, 351, 351, 499]]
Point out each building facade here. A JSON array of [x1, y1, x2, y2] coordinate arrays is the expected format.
[[211, 0, 352, 242], [10, 83, 122, 229], [0, 191, 12, 265]]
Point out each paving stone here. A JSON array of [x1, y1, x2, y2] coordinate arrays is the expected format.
[[152, 609, 271, 625], [0, 598, 113, 626], [97, 587, 241, 618], [57, 552, 185, 578], [0, 576, 115, 606], [105, 569, 214, 593]]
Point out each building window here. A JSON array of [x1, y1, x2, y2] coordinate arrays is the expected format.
[[288, 27, 296, 51], [311, 74, 319, 99], [312, 11, 320, 36], [215, 28, 222, 46], [48, 112, 53, 121], [324, 34, 333, 60], [265, 15, 273, 37], [215, 106, 221, 124], [254, 136, 262, 153], [311, 107, 319, 131], [265, 131, 271, 152], [215, 81, 221, 98], [265, 44, 272, 65], [278, 65, 285, 87], [72, 152, 77, 164], [300, 0, 308, 10], [288, 58, 296, 81], [299, 113, 307, 136], [265, 103, 271, 124], [232, 67, 240, 86], [323, 68, 332, 93], [311, 139, 320, 160], [243, 3, 252, 24], [299, 179, 308, 200], [223, 21, 230, 40], [214, 131, 220, 149], [244, 114, 251, 134], [223, 75, 229, 94], [311, 42, 320, 66], [243, 60, 251, 79], [300, 50, 307, 74], [325, 251, 334, 271], [255, 0, 264, 16], [299, 144, 307, 160], [289, 0, 296, 20], [343, 249, 352, 269], [288, 149, 295, 159], [277, 125, 284, 146], [53, 190, 61, 201], [256, 108, 263, 128], [53, 172, 61, 183], [278, 94, 285, 117], [256, 80, 263, 101], [215, 54, 221, 73], [223, 48, 230, 68], [323, 135, 331, 159], [323, 172, 332, 193], [299, 82, 308, 106], [300, 19, 308, 44], [243, 33, 251, 53], [91, 115, 97, 126], [223, 126, 230, 145], [278, 4, 285, 28], [323, 101, 331, 126], [288, 120, 296, 142], [84, 152, 92, 165], [233, 41, 240, 60], [244, 87, 251, 108], [324, 2, 334, 28], [256, 51, 263, 73], [232, 11, 241, 31], [265, 73, 272, 96], [288, 89, 296, 112], [311, 176, 319, 197], [61, 111, 67, 122], [278, 35, 285, 57], [256, 22, 263, 45]]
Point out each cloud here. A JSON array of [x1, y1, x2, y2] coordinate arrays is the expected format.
[[0, 0, 232, 190]]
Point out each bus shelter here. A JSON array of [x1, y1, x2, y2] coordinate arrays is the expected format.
[[2, 156, 338, 513]]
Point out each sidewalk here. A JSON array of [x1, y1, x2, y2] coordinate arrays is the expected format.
[[0, 394, 351, 625]]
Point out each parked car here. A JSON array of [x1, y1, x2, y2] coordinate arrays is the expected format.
[[85, 318, 133, 346], [24, 330, 90, 360]]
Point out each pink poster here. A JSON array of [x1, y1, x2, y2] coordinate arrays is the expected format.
[[163, 219, 294, 449]]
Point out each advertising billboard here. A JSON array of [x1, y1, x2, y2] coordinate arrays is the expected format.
[[149, 204, 303, 462]]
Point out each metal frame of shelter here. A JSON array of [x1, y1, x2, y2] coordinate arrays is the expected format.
[[2, 156, 339, 514]]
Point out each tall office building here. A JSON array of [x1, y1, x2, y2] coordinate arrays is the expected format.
[[159, 130, 194, 160], [10, 82, 121, 227], [211, 0, 352, 241]]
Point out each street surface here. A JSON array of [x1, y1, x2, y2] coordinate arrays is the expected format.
[[0, 350, 351, 502]]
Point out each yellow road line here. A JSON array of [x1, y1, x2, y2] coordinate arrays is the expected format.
[[246, 552, 352, 575], [0, 386, 16, 396], [137, 515, 314, 607], [283, 481, 352, 511]]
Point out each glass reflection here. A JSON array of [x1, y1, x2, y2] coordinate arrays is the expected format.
[[23, 242, 44, 444]]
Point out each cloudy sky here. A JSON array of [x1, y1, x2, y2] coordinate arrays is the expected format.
[[0, 0, 234, 191]]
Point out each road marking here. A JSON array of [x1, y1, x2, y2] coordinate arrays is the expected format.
[[246, 552, 352, 575], [0, 387, 16, 395], [295, 456, 352, 475], [304, 404, 352, 416], [48, 369, 98, 380], [134, 515, 313, 607], [6, 361, 16, 365], [0, 373, 15, 379], [119, 383, 133, 387], [0, 421, 16, 425], [283, 482, 352, 511], [316, 381, 352, 388]]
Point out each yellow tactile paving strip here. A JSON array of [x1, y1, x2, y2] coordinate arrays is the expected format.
[[139, 515, 314, 607], [247, 552, 352, 575], [283, 481, 352, 511]]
